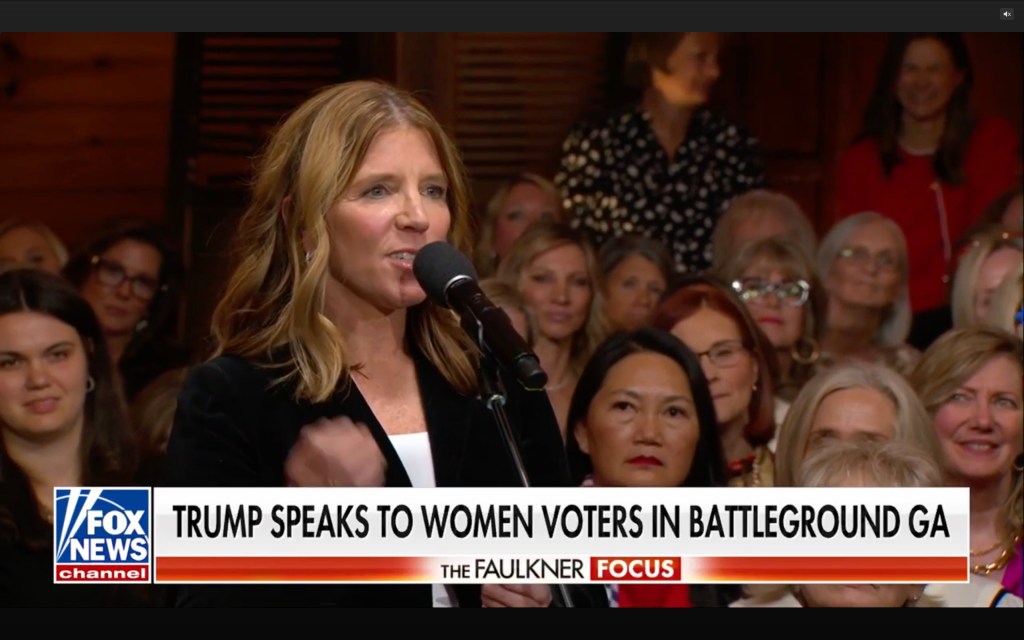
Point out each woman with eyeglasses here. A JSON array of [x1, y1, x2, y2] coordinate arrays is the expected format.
[[718, 236, 826, 411], [816, 211, 919, 377], [652, 274, 777, 486], [62, 220, 189, 402]]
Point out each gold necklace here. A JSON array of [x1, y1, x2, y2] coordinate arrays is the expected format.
[[971, 538, 1007, 557], [971, 535, 1022, 576]]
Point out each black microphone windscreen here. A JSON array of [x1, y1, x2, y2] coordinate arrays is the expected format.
[[412, 241, 478, 308]]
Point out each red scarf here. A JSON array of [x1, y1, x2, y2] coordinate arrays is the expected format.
[[617, 584, 692, 608]]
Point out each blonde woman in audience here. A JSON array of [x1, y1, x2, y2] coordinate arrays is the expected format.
[[949, 225, 1022, 329], [653, 275, 778, 486], [597, 234, 673, 333], [496, 222, 609, 439], [817, 211, 919, 376], [479, 277, 535, 344], [473, 173, 565, 277], [733, 439, 1022, 607], [986, 263, 1023, 339], [719, 236, 825, 409], [710, 189, 818, 271], [773, 361, 942, 488], [0, 219, 69, 276], [910, 327, 1023, 598]]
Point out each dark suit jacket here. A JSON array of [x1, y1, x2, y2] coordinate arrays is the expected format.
[[163, 346, 605, 607]]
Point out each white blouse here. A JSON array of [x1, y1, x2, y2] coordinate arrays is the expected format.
[[387, 432, 457, 608]]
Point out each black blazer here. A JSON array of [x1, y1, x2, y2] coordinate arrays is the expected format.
[[163, 346, 605, 608]]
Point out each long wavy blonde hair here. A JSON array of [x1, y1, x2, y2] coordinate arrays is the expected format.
[[909, 327, 1024, 541], [210, 80, 477, 403]]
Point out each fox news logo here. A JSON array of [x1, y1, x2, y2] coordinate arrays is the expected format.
[[53, 487, 151, 583]]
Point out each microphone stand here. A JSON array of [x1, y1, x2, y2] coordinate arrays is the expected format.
[[463, 314, 575, 609]]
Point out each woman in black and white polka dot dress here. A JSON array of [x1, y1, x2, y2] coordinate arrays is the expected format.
[[555, 32, 766, 275]]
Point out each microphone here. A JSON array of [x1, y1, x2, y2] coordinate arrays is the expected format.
[[413, 241, 548, 391]]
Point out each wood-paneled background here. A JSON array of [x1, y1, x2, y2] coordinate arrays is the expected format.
[[1, 32, 1020, 352], [0, 33, 175, 244]]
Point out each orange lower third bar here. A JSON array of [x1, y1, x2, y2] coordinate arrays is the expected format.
[[156, 556, 432, 582], [690, 556, 968, 582], [154, 556, 968, 583]]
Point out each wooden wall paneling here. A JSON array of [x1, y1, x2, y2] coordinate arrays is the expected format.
[[711, 33, 829, 231], [814, 33, 845, 237], [396, 33, 456, 129], [0, 107, 170, 147], [0, 190, 169, 254], [9, 32, 175, 61], [964, 32, 1023, 135], [447, 32, 611, 216], [0, 146, 168, 191], [744, 33, 824, 156], [2, 64, 173, 106], [0, 32, 175, 250]]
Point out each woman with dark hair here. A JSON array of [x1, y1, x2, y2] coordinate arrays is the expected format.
[[565, 327, 736, 607], [62, 220, 189, 401], [566, 327, 727, 489], [0, 268, 154, 606], [652, 274, 779, 486], [555, 32, 765, 275], [834, 33, 1021, 350]]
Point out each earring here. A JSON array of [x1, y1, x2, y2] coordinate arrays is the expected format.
[[135, 318, 149, 333], [791, 338, 821, 365], [85, 376, 95, 393], [1014, 453, 1023, 474], [304, 250, 313, 264]]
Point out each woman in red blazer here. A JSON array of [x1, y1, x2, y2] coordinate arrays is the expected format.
[[834, 33, 1021, 351]]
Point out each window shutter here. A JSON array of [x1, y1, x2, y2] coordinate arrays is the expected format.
[[449, 33, 611, 199], [187, 33, 354, 188]]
